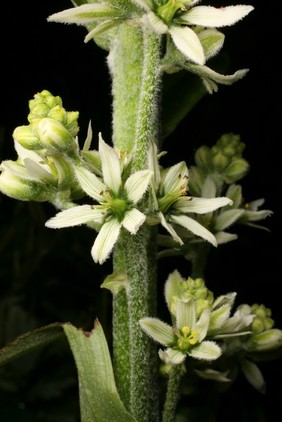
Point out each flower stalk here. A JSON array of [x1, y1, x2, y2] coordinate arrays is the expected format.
[[109, 23, 162, 420]]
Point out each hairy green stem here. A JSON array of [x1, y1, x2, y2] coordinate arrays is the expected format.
[[162, 365, 183, 422], [112, 232, 131, 410], [108, 24, 143, 152], [109, 23, 162, 421]]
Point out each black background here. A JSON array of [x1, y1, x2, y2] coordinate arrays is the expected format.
[[0, 1, 281, 421]]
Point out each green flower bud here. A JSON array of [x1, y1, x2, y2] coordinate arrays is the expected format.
[[211, 151, 231, 172], [65, 111, 79, 137], [36, 118, 76, 153], [223, 158, 250, 184], [247, 329, 282, 352], [28, 90, 62, 120], [0, 169, 49, 201], [194, 145, 211, 169], [13, 125, 42, 150]]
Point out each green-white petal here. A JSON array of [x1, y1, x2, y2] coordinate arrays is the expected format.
[[99, 135, 121, 194], [159, 348, 186, 365], [215, 208, 245, 231], [145, 11, 168, 34], [164, 269, 183, 310], [124, 170, 152, 204], [45, 205, 104, 228], [47, 4, 123, 25], [209, 303, 232, 333], [24, 158, 55, 182], [122, 208, 146, 234], [159, 212, 184, 245], [140, 317, 174, 346], [195, 308, 211, 342], [180, 6, 254, 28], [189, 340, 221, 361], [75, 166, 105, 202], [175, 196, 232, 214], [241, 359, 266, 393], [215, 231, 238, 244], [91, 218, 121, 264], [176, 299, 196, 330], [161, 161, 188, 195], [169, 25, 205, 65], [170, 214, 217, 246]]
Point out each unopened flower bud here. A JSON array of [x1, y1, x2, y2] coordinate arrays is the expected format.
[[247, 329, 282, 352], [0, 169, 49, 201], [223, 158, 249, 184], [13, 125, 42, 150], [194, 145, 211, 169], [212, 151, 231, 171], [36, 118, 76, 153]]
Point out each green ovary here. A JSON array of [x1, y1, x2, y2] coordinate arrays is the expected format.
[[109, 197, 128, 220]]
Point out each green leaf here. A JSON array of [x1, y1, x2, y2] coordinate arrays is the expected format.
[[0, 323, 65, 366], [63, 320, 136, 422]]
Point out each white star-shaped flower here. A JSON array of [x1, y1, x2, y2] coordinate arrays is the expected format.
[[45, 135, 152, 264]]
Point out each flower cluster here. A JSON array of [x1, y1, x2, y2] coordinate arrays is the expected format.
[[0, 90, 82, 202], [48, 0, 254, 92], [140, 270, 253, 365], [0, 91, 233, 265], [158, 134, 273, 259]]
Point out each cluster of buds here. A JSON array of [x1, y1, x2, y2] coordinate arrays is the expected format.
[[0, 90, 83, 203]]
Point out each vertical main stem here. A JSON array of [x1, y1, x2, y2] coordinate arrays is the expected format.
[[109, 23, 162, 421]]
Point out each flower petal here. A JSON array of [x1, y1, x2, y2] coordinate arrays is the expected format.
[[170, 214, 217, 246], [215, 208, 245, 230], [189, 341, 222, 361], [122, 208, 146, 234], [176, 299, 196, 330], [140, 317, 174, 346], [159, 348, 186, 365], [45, 205, 103, 228], [99, 135, 121, 194], [241, 359, 266, 393], [159, 212, 184, 245], [75, 166, 105, 202], [125, 170, 152, 203], [169, 26, 205, 65], [180, 6, 254, 28], [195, 309, 211, 342], [47, 4, 123, 25], [91, 218, 121, 264], [145, 11, 168, 34], [161, 161, 188, 195], [175, 196, 232, 214]]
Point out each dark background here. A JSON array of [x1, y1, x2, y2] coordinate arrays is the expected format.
[[0, 1, 281, 421]]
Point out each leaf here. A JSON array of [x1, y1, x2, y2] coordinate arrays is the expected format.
[[63, 320, 136, 422], [0, 323, 65, 366]]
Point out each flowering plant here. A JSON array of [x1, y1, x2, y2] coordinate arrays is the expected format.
[[0, 1, 281, 421]]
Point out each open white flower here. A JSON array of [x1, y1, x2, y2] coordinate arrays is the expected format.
[[149, 142, 232, 247], [138, 0, 254, 65], [140, 299, 222, 365], [45, 135, 152, 264]]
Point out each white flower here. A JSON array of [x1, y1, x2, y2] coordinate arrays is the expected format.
[[140, 299, 222, 365], [45, 135, 152, 264], [139, 1, 254, 65], [149, 142, 232, 247]]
